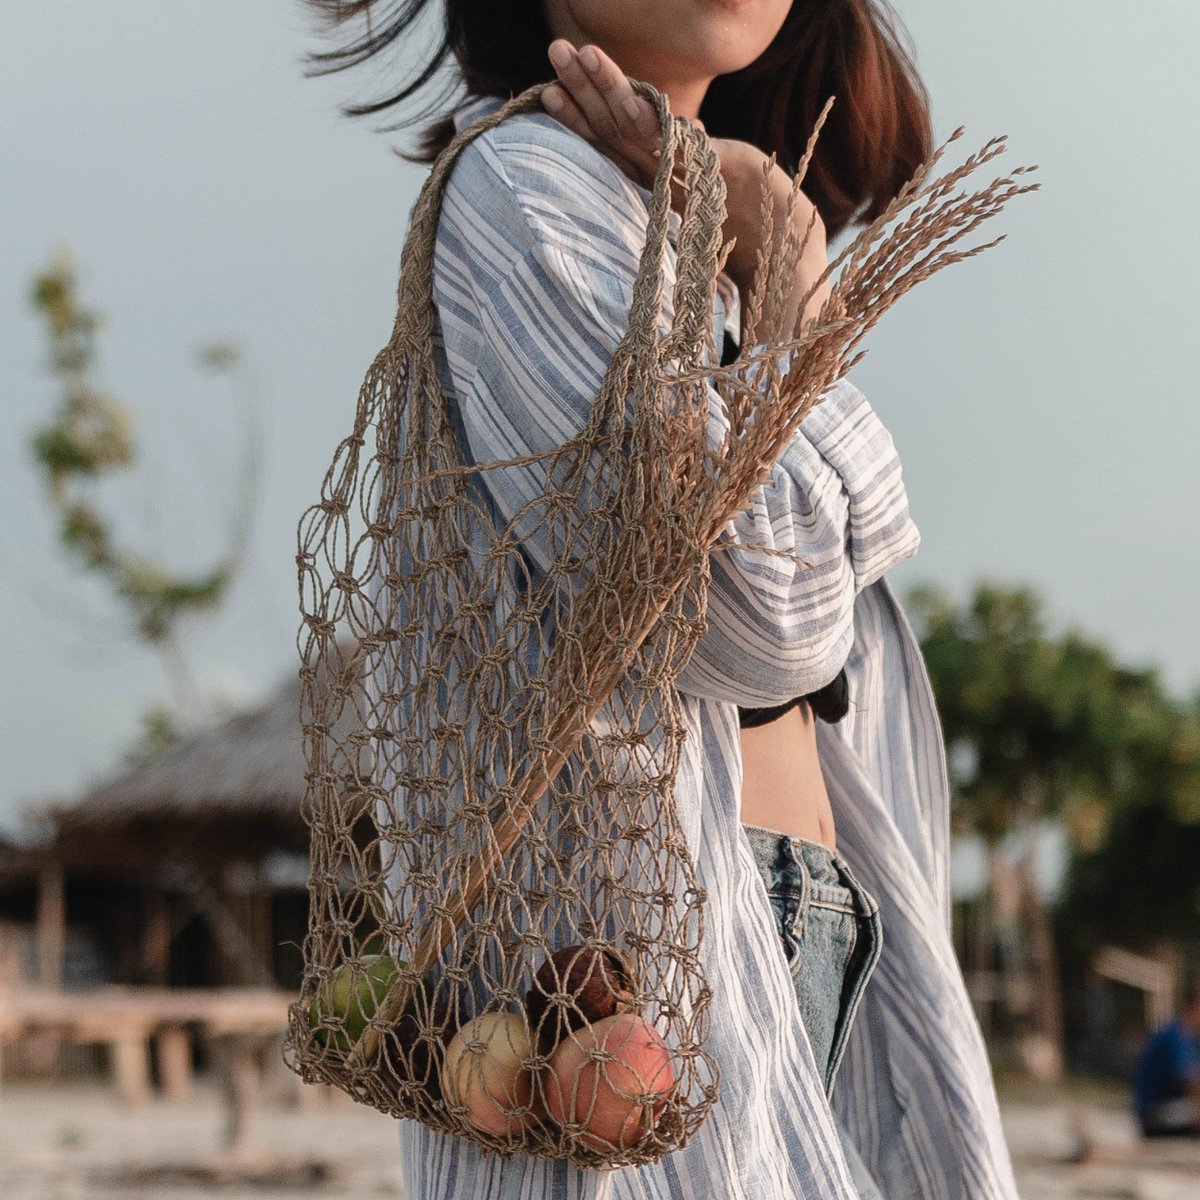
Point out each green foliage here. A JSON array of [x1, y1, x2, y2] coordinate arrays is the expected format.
[[122, 702, 182, 766], [906, 581, 1194, 848], [1057, 798, 1200, 957], [26, 250, 254, 760], [27, 249, 236, 647], [909, 581, 1200, 1066]]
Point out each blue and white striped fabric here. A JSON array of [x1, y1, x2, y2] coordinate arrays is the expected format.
[[392, 92, 1019, 1200]]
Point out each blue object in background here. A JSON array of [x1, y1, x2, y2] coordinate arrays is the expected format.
[[1132, 1019, 1200, 1126]]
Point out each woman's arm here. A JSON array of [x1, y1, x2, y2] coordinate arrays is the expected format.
[[434, 116, 919, 707]]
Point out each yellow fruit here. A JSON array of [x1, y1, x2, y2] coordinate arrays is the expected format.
[[441, 1012, 539, 1137]]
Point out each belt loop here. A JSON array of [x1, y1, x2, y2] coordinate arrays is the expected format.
[[776, 836, 810, 943]]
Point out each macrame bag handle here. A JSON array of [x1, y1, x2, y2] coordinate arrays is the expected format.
[[389, 79, 724, 446]]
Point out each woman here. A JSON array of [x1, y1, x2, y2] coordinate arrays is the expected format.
[[304, 1, 1019, 1196]]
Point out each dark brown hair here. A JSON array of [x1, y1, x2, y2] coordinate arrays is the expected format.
[[300, 0, 933, 239]]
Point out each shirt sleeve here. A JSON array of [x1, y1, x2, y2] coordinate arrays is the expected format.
[[433, 114, 920, 708]]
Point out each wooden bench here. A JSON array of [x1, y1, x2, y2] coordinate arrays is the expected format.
[[0, 985, 293, 1107]]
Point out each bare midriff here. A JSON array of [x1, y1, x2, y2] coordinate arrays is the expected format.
[[738, 701, 837, 853]]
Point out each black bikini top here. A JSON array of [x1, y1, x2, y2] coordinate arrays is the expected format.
[[718, 327, 850, 729]]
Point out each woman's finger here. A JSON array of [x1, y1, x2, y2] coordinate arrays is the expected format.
[[547, 40, 662, 170], [577, 43, 660, 151], [541, 82, 591, 140], [574, 45, 705, 200], [542, 82, 655, 189], [547, 41, 624, 148], [541, 41, 697, 207]]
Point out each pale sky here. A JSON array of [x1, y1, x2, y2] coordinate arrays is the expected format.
[[2, 2, 1198, 834]]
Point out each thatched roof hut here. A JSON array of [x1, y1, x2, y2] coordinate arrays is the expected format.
[[0, 650, 356, 989], [49, 671, 310, 875], [28, 635, 368, 877]]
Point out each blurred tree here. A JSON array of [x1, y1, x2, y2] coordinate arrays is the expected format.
[[1055, 690, 1200, 1041], [907, 580, 1188, 1081], [28, 249, 258, 753], [1058, 789, 1200, 958]]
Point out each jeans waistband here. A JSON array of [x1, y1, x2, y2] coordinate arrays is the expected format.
[[741, 821, 839, 863], [740, 821, 848, 896]]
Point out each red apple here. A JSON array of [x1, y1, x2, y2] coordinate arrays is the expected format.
[[544, 1012, 676, 1153]]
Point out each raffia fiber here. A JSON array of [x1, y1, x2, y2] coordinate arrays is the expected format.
[[284, 78, 1036, 1167]]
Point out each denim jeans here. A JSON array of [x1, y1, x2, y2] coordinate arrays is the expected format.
[[742, 822, 883, 1097]]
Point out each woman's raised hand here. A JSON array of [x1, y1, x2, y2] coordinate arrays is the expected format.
[[541, 38, 672, 194], [540, 38, 832, 336], [540, 39, 755, 272]]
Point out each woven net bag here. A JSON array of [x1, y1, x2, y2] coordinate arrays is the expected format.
[[284, 78, 1034, 1167]]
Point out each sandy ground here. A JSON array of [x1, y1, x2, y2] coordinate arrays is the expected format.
[[1, 1077, 1198, 1200]]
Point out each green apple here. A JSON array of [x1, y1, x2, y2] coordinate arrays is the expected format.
[[308, 954, 407, 1052]]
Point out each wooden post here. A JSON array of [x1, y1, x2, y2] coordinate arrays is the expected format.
[[156, 1027, 192, 1100], [109, 1031, 152, 1107], [1152, 939, 1183, 1028], [36, 864, 65, 990], [218, 1033, 262, 1157], [140, 892, 172, 985], [27, 864, 67, 1075]]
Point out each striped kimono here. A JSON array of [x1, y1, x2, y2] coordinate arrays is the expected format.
[[393, 92, 1019, 1200]]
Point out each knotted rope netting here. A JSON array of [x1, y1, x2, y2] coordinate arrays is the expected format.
[[285, 78, 1035, 1166]]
